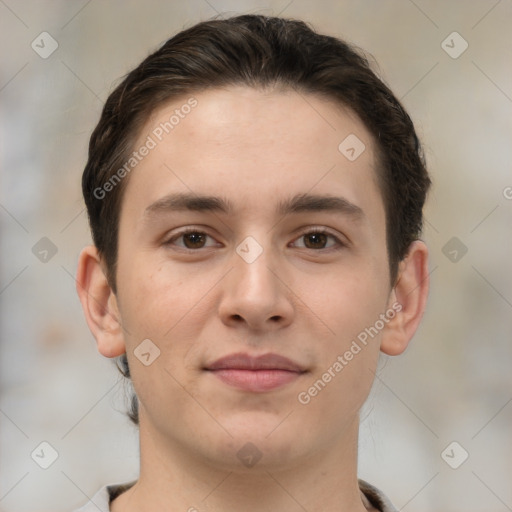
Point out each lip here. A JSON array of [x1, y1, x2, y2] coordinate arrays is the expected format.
[[205, 353, 307, 392]]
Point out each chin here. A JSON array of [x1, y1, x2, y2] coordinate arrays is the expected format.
[[197, 413, 310, 473]]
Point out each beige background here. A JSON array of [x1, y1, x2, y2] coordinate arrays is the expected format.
[[1, 1, 511, 511]]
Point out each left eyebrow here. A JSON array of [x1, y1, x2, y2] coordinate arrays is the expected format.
[[276, 193, 365, 220]]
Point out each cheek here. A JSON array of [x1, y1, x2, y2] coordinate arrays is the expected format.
[[304, 266, 388, 386], [315, 267, 389, 339], [116, 261, 205, 400], [116, 252, 173, 335], [117, 253, 223, 353], [295, 273, 385, 428]]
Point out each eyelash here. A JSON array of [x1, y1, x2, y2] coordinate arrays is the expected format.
[[164, 226, 346, 252]]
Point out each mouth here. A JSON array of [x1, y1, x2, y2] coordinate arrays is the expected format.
[[204, 353, 307, 392]]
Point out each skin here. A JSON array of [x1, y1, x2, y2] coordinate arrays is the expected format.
[[77, 86, 429, 512]]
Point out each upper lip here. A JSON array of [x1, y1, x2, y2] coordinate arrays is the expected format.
[[205, 353, 306, 372]]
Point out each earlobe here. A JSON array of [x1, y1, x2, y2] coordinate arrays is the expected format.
[[76, 246, 126, 358], [380, 240, 429, 356]]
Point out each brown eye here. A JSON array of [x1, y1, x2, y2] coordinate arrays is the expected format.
[[303, 232, 328, 249], [166, 230, 219, 250], [291, 230, 341, 250], [182, 232, 207, 248]]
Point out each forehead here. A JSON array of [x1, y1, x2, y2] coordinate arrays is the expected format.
[[121, 86, 382, 220]]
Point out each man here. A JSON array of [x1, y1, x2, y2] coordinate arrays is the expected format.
[[76, 14, 430, 511]]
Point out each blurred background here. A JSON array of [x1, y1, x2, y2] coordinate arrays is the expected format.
[[1, 1, 511, 511]]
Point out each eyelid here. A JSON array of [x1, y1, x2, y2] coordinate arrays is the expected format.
[[290, 227, 347, 250], [164, 226, 221, 249]]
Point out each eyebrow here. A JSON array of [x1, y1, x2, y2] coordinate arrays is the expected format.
[[143, 192, 365, 220], [276, 193, 364, 219]]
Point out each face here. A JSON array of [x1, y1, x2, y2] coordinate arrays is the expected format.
[[113, 86, 393, 470]]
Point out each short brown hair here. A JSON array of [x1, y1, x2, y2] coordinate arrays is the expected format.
[[82, 14, 431, 425]]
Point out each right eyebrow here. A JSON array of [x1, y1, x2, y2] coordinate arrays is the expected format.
[[143, 192, 234, 218]]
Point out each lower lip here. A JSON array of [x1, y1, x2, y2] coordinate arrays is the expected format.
[[208, 369, 302, 392]]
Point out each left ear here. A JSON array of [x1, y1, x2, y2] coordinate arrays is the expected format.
[[380, 240, 429, 356]]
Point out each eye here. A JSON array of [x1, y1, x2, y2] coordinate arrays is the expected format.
[[165, 229, 219, 250], [291, 229, 343, 250]]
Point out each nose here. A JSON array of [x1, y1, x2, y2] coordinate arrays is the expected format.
[[218, 242, 294, 332]]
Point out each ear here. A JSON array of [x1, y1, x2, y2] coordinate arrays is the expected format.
[[76, 245, 126, 358], [380, 240, 429, 356]]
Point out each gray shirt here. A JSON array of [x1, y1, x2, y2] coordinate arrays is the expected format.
[[73, 479, 398, 511]]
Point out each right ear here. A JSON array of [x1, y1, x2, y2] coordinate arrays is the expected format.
[[76, 245, 126, 358]]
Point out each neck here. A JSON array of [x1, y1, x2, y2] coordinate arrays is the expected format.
[[112, 417, 371, 512]]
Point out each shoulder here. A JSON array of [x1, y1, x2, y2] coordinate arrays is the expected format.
[[359, 479, 398, 512], [71, 481, 136, 512], [73, 480, 394, 512]]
